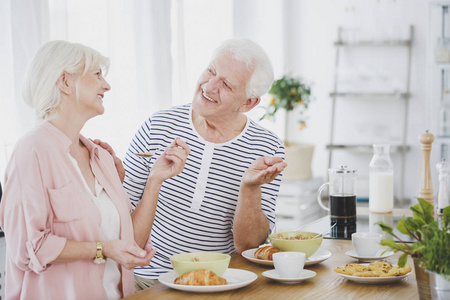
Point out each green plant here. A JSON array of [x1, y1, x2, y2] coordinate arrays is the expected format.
[[375, 198, 450, 280], [419, 206, 450, 279], [260, 75, 311, 131]]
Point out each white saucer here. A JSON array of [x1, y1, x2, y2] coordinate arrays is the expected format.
[[262, 269, 316, 283], [345, 249, 394, 261], [242, 248, 332, 267]]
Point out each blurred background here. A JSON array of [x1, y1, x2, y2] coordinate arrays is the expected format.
[[0, 0, 444, 210]]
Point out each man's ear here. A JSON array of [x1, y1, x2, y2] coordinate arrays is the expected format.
[[57, 72, 73, 95], [241, 97, 261, 112]]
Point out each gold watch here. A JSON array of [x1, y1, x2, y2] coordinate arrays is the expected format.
[[93, 241, 106, 264]]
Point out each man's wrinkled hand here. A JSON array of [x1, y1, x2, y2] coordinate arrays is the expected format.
[[242, 156, 287, 186], [91, 138, 125, 183]]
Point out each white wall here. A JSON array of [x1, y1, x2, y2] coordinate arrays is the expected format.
[[280, 0, 430, 206]]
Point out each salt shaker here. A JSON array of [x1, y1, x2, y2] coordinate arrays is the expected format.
[[369, 144, 394, 213], [436, 158, 450, 216]]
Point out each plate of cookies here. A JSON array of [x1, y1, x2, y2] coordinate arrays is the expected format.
[[334, 261, 412, 284], [241, 246, 332, 266]]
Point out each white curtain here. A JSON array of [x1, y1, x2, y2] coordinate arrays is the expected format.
[[0, 0, 48, 178], [232, 0, 287, 139], [134, 0, 173, 112], [0, 0, 174, 177]]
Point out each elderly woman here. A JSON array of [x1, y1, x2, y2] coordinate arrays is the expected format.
[[0, 41, 189, 299]]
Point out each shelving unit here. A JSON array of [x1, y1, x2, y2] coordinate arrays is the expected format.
[[428, 1, 450, 163], [330, 92, 409, 98], [327, 144, 410, 153], [327, 26, 413, 205]]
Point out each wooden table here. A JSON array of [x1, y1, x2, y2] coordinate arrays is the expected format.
[[123, 238, 419, 300]]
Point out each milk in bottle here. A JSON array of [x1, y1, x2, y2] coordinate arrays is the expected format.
[[369, 144, 394, 213]]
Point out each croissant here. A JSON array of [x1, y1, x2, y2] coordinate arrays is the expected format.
[[174, 269, 227, 286], [254, 245, 281, 260]]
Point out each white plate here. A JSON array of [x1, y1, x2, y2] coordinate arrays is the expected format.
[[262, 269, 316, 283], [334, 263, 411, 284], [158, 268, 257, 293], [345, 249, 394, 261], [241, 248, 332, 267], [241, 248, 273, 266]]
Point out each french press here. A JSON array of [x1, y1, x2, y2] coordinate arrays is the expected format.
[[317, 165, 357, 238]]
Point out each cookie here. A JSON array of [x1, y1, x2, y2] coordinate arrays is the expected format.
[[334, 267, 347, 275], [353, 270, 384, 277], [387, 265, 412, 276], [344, 263, 368, 274], [368, 261, 393, 273]]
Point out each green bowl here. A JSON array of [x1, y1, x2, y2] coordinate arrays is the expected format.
[[269, 231, 323, 258], [170, 252, 231, 276]]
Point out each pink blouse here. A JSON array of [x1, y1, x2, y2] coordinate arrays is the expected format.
[[0, 122, 137, 299]]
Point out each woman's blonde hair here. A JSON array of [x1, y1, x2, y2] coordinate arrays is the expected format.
[[23, 40, 110, 120]]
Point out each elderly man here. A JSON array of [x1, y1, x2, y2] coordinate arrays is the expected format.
[[124, 38, 286, 290]]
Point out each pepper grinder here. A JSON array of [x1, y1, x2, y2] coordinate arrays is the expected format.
[[419, 131, 434, 205]]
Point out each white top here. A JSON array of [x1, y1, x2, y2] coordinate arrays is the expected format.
[[69, 154, 121, 300]]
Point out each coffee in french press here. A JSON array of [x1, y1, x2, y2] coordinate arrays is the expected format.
[[317, 165, 357, 239]]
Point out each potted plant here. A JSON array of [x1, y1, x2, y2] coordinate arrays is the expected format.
[[418, 205, 450, 300], [261, 75, 312, 135], [375, 198, 450, 299], [260, 75, 313, 181]]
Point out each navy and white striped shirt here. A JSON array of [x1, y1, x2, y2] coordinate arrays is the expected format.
[[123, 103, 285, 279]]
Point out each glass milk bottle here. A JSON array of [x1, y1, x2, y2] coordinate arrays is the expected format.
[[369, 144, 394, 213]]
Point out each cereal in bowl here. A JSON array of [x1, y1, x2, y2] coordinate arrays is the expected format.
[[272, 233, 312, 240]]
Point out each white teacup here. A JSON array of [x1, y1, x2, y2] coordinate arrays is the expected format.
[[352, 232, 382, 257], [272, 252, 306, 278]]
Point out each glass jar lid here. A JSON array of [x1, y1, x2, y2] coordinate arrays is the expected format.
[[329, 165, 357, 174]]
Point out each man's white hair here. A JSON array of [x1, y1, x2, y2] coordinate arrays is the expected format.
[[212, 38, 274, 99]]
